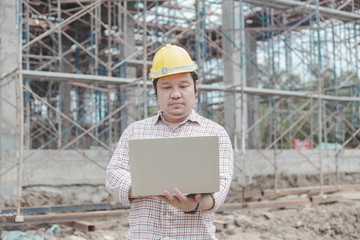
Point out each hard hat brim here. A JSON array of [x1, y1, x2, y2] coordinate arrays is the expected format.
[[149, 64, 198, 80]]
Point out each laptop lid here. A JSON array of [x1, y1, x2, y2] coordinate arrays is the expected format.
[[129, 136, 219, 197]]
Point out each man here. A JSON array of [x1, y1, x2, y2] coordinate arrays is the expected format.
[[106, 44, 233, 239]]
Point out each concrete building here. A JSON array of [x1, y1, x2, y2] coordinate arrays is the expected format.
[[0, 0, 360, 212]]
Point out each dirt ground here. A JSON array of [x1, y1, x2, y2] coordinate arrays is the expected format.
[[1, 173, 360, 239], [1, 200, 360, 240]]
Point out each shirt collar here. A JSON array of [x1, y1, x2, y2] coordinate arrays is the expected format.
[[153, 109, 201, 126]]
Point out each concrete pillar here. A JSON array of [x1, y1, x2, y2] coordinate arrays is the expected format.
[[57, 4, 75, 149], [222, 0, 244, 149], [60, 84, 73, 147], [222, 2, 260, 150], [0, 0, 19, 201], [120, 8, 137, 133], [246, 32, 261, 149]]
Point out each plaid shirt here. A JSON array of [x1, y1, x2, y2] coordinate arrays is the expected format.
[[106, 109, 233, 240]]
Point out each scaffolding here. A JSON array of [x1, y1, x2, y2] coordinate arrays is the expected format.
[[1, 0, 360, 220]]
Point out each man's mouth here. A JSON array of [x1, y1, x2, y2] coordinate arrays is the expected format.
[[169, 102, 183, 107]]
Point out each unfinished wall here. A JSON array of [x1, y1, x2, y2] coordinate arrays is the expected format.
[[0, 0, 19, 200], [1, 149, 358, 187], [2, 149, 359, 200]]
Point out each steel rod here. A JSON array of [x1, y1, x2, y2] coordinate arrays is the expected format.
[[23, 85, 113, 151], [23, 0, 101, 50], [244, 0, 360, 22], [143, 0, 148, 118]]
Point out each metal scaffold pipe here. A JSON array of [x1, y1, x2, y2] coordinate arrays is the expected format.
[[239, 0, 247, 193], [244, 0, 360, 22], [143, 0, 148, 118], [316, 0, 324, 196], [15, 0, 24, 223]]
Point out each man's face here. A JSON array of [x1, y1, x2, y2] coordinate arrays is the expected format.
[[156, 72, 198, 124]]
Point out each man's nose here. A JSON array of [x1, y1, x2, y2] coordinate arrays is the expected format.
[[170, 87, 181, 98]]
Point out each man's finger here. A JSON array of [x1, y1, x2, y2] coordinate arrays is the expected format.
[[164, 190, 177, 202], [174, 187, 187, 203]]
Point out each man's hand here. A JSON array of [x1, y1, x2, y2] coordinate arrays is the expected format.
[[154, 187, 201, 212]]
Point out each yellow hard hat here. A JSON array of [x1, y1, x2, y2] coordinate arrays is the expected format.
[[149, 44, 198, 81]]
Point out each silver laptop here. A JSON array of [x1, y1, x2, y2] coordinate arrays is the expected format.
[[129, 136, 219, 197]]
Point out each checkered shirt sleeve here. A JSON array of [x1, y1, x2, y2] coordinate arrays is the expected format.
[[106, 126, 133, 205]]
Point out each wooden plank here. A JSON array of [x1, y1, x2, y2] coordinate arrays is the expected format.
[[227, 190, 262, 201], [263, 184, 360, 197], [0, 210, 129, 227], [219, 190, 360, 212], [72, 221, 95, 232], [311, 195, 339, 203], [1, 202, 128, 215], [219, 198, 311, 211]]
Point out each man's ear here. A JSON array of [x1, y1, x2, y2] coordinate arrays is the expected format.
[[195, 80, 199, 95]]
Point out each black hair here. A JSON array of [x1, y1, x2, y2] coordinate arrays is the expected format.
[[152, 71, 198, 98]]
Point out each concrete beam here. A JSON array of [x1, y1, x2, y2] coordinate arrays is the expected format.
[[244, 0, 360, 22], [23, 70, 138, 85], [22, 70, 360, 102], [199, 85, 360, 102], [126, 59, 152, 67]]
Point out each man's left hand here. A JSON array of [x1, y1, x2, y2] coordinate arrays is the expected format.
[[154, 187, 201, 212]]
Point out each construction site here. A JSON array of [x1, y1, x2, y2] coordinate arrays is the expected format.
[[1, 0, 360, 239]]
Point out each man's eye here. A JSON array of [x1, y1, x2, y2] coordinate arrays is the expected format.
[[180, 85, 189, 88], [162, 86, 171, 89]]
